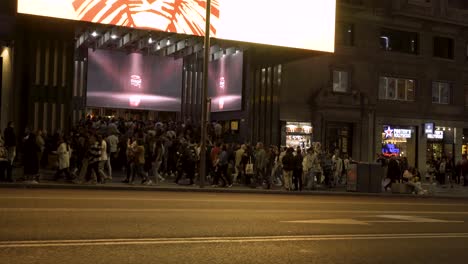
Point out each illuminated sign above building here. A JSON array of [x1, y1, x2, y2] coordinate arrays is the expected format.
[[384, 126, 412, 139], [17, 0, 336, 52]]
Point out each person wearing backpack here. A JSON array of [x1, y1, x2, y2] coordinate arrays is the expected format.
[[282, 148, 295, 191]]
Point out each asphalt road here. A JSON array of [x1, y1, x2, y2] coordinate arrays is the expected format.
[[1, 189, 468, 264]]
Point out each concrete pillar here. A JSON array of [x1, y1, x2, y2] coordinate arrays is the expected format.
[[1, 46, 13, 131], [455, 127, 463, 164], [418, 124, 428, 176]]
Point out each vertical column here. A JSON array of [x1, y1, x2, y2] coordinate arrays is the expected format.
[[60, 104, 65, 132], [418, 124, 428, 176], [51, 103, 56, 133], [43, 102, 48, 133], [34, 102, 39, 132]]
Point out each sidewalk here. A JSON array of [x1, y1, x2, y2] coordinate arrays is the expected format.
[[2, 168, 468, 199]]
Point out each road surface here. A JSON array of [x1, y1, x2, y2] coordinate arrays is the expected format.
[[1, 189, 468, 263]]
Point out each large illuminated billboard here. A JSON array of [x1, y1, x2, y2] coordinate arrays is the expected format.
[[17, 0, 336, 52], [86, 49, 183, 111], [208, 52, 243, 112]]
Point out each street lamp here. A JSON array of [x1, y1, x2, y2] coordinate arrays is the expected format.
[[199, 0, 212, 188]]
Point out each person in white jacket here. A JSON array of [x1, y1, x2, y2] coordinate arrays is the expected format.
[[55, 136, 72, 181], [332, 151, 343, 187], [302, 148, 314, 189]]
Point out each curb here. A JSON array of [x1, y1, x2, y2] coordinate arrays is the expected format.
[[1, 182, 468, 200]]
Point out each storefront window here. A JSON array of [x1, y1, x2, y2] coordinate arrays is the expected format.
[[381, 125, 417, 167], [462, 129, 468, 155], [286, 122, 313, 149], [427, 126, 454, 162]]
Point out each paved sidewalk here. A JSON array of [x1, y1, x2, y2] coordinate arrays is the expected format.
[[2, 168, 468, 199]]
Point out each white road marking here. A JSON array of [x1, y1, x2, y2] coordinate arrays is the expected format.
[[283, 215, 464, 225], [1, 233, 468, 248], [366, 215, 464, 223], [283, 219, 370, 225], [1, 208, 468, 215], [0, 196, 467, 207]]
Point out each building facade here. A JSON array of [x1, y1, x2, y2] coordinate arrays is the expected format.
[[2, 0, 468, 175], [282, 0, 468, 173]]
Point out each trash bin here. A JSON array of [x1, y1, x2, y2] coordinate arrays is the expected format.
[[347, 162, 383, 193], [369, 163, 384, 193]]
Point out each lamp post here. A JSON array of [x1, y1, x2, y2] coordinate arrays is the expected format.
[[199, 0, 212, 188]]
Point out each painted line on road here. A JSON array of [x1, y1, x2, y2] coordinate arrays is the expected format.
[[1, 196, 467, 207], [1, 233, 468, 248], [2, 208, 468, 215]]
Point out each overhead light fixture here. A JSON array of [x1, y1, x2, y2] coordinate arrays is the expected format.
[[91, 31, 98, 37], [166, 39, 171, 45], [148, 37, 153, 44], [157, 42, 161, 50], [111, 34, 118, 39]]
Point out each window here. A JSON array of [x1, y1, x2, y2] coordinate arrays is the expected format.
[[408, 0, 432, 5], [336, 23, 354, 46], [448, 0, 468, 10], [333, 70, 349, 93], [465, 43, 468, 61], [379, 77, 415, 101], [380, 29, 419, 54], [434, 37, 454, 59], [465, 85, 468, 106], [432, 82, 451, 104], [338, 0, 364, 5]]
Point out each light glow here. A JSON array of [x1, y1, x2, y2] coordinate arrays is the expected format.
[[18, 0, 336, 52]]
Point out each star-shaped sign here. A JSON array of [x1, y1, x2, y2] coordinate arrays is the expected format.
[[384, 126, 393, 138]]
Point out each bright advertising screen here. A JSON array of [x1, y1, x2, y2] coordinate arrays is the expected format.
[[86, 49, 183, 111], [208, 52, 243, 112], [17, 0, 336, 52]]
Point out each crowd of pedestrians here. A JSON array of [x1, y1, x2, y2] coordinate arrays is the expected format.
[[0, 117, 353, 191]]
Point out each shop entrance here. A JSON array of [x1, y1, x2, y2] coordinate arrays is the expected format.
[[284, 122, 313, 149], [381, 125, 417, 168], [426, 127, 455, 162], [326, 123, 353, 155]]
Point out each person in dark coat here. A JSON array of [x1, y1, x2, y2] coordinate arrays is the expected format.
[[293, 147, 304, 191], [385, 156, 401, 191], [282, 148, 295, 191], [23, 133, 40, 182]]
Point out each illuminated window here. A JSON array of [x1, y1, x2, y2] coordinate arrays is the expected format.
[[432, 81, 451, 104], [380, 29, 418, 55], [379, 77, 415, 101], [333, 70, 349, 93]]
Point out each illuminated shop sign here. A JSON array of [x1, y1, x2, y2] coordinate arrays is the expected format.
[[382, 143, 400, 157], [384, 126, 412, 139], [425, 123, 434, 134], [17, 0, 336, 52], [427, 130, 444, 140]]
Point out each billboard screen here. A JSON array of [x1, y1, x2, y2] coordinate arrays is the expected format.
[[18, 0, 336, 52], [208, 52, 243, 112], [86, 49, 182, 111]]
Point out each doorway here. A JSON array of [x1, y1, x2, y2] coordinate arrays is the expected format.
[[326, 122, 353, 155]]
